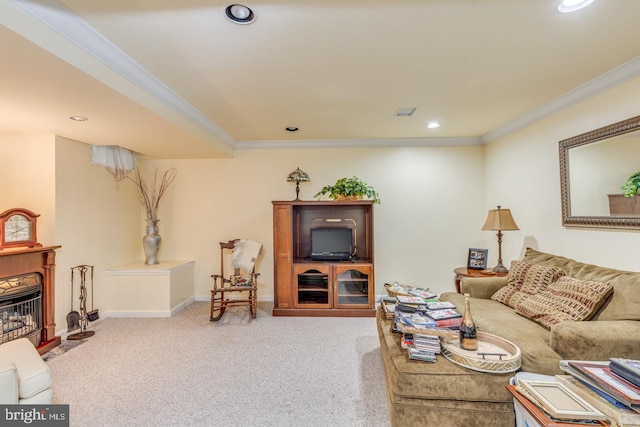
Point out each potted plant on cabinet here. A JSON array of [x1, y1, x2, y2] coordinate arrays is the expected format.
[[621, 171, 640, 197], [609, 171, 640, 215], [314, 176, 381, 204]]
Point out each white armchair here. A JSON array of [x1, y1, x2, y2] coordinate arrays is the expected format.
[[0, 338, 53, 404]]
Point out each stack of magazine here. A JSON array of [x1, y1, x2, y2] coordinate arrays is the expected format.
[[389, 289, 463, 363], [395, 311, 436, 329], [556, 375, 640, 427], [396, 312, 441, 363], [611, 359, 640, 392], [394, 294, 462, 328], [559, 359, 640, 415], [405, 334, 440, 362]]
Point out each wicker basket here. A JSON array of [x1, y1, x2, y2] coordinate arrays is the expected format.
[[384, 283, 412, 297], [440, 332, 521, 373], [379, 300, 395, 319]]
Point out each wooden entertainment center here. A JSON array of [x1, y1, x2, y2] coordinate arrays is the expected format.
[[272, 200, 375, 317]]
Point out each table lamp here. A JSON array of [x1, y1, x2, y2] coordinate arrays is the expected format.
[[482, 205, 519, 273], [286, 167, 310, 200]]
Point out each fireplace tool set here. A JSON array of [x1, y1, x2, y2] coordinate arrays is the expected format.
[[67, 265, 98, 340]]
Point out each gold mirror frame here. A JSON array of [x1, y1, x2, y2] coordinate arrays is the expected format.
[[560, 115, 640, 229]]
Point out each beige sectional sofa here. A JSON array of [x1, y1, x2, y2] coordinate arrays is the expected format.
[[376, 248, 640, 426], [0, 338, 53, 404]]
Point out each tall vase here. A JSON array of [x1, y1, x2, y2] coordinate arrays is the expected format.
[[143, 219, 161, 266]]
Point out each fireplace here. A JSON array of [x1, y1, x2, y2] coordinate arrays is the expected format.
[[0, 273, 42, 346], [0, 246, 61, 354]]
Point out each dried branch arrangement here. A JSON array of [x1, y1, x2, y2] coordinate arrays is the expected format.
[[127, 167, 177, 221]]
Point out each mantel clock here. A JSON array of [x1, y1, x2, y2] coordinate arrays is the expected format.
[[0, 208, 42, 249]]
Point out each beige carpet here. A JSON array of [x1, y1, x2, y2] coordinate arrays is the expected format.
[[46, 301, 390, 427]]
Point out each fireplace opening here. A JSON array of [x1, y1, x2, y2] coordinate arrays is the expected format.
[[0, 273, 42, 346]]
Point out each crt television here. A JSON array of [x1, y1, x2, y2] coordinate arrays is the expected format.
[[309, 228, 353, 261]]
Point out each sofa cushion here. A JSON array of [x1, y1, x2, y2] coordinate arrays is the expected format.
[[514, 276, 613, 329], [0, 338, 51, 400], [0, 362, 18, 404], [521, 248, 640, 321], [440, 292, 564, 375], [490, 261, 564, 308]]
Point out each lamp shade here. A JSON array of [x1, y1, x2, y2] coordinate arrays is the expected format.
[[286, 167, 310, 183], [482, 206, 519, 231]]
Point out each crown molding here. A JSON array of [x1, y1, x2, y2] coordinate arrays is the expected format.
[[482, 54, 640, 144], [3, 0, 236, 154], [236, 136, 483, 150]]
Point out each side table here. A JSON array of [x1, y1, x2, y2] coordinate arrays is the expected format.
[[453, 267, 507, 293]]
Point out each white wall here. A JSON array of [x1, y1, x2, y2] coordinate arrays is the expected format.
[[54, 137, 140, 333], [144, 145, 486, 300], [484, 76, 640, 271], [0, 135, 56, 244], [569, 135, 640, 216], [1, 135, 484, 332]]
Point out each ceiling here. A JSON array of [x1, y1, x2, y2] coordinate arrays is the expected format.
[[2, 0, 640, 159]]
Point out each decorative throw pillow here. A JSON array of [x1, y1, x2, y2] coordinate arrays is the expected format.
[[515, 276, 613, 330], [491, 261, 565, 308]]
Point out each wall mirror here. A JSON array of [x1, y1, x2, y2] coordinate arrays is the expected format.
[[560, 115, 640, 229]]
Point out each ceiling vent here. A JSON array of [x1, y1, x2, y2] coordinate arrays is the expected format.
[[395, 107, 416, 117]]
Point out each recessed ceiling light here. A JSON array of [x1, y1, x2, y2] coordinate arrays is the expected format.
[[426, 121, 440, 129], [69, 116, 88, 121], [557, 0, 595, 13], [285, 127, 299, 132], [225, 4, 255, 24]]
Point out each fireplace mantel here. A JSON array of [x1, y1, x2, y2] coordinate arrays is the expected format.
[[0, 245, 61, 354]]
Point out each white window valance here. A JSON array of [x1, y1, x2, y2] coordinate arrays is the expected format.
[[91, 145, 136, 181]]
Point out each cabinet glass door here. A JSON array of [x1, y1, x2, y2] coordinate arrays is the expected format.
[[293, 265, 330, 308], [334, 265, 372, 308]]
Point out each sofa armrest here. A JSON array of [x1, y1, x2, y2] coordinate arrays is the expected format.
[[551, 320, 640, 361], [460, 276, 508, 299], [0, 361, 19, 404]]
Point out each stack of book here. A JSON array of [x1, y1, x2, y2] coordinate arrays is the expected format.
[[389, 292, 464, 364], [395, 295, 462, 328], [381, 285, 437, 319], [558, 359, 640, 426], [407, 288, 439, 300], [395, 294, 433, 307], [396, 312, 441, 363], [395, 310, 437, 330], [556, 375, 640, 427], [610, 359, 640, 394], [406, 334, 440, 362]]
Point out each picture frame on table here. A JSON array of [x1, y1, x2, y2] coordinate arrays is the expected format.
[[517, 379, 606, 421], [467, 248, 488, 270]]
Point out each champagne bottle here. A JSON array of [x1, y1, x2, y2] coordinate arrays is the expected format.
[[459, 293, 478, 351]]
